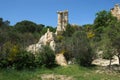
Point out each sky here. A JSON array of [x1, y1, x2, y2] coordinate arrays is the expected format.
[[0, 0, 119, 27]]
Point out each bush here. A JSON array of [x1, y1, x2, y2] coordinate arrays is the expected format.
[[0, 57, 9, 68], [0, 50, 36, 70], [13, 50, 35, 70], [63, 24, 75, 37], [0, 41, 36, 69], [35, 45, 56, 68], [0, 42, 20, 68], [62, 50, 72, 62], [76, 47, 94, 66], [72, 31, 94, 66], [56, 35, 64, 42]]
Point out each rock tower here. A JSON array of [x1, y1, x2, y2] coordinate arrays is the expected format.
[[56, 10, 68, 34], [27, 10, 69, 53], [111, 4, 120, 20]]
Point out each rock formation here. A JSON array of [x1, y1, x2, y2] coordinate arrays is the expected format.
[[27, 28, 56, 54], [27, 10, 69, 54], [56, 10, 68, 35], [55, 54, 67, 66], [111, 4, 120, 20], [27, 10, 69, 66]]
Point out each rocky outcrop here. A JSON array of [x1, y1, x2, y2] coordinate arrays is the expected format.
[[111, 4, 120, 20], [27, 28, 68, 66], [92, 56, 119, 66], [55, 54, 67, 66], [27, 28, 56, 54], [27, 10, 69, 66]]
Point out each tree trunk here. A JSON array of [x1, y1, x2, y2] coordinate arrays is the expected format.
[[109, 58, 112, 69]]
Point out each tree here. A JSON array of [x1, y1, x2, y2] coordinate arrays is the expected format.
[[102, 33, 115, 68], [72, 31, 94, 66], [111, 22, 120, 65], [15, 20, 37, 33], [36, 24, 45, 32], [113, 37, 120, 65], [46, 26, 56, 33], [103, 21, 120, 66], [93, 10, 117, 41]]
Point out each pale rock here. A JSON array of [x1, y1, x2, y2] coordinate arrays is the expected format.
[[26, 43, 43, 54], [50, 40, 56, 51], [111, 4, 120, 20], [55, 54, 67, 66], [27, 28, 56, 53], [92, 56, 119, 66]]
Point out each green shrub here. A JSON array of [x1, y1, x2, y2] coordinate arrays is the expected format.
[[0, 42, 36, 69], [62, 50, 72, 62], [0, 57, 9, 68], [35, 45, 56, 68], [72, 31, 94, 66], [56, 35, 64, 42], [76, 47, 94, 66], [13, 50, 35, 70], [0, 42, 20, 68]]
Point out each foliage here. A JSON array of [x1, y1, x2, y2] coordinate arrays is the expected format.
[[63, 50, 72, 62], [63, 24, 76, 37], [72, 31, 94, 66], [14, 20, 37, 33], [94, 10, 116, 27], [101, 35, 115, 67], [46, 26, 56, 33], [0, 42, 20, 68], [0, 7, 120, 70], [110, 22, 120, 65], [57, 37, 74, 61], [13, 50, 35, 70], [0, 18, 57, 69], [56, 35, 64, 42], [87, 31, 95, 39], [0, 18, 10, 27], [35, 45, 56, 68], [0, 41, 35, 69], [93, 10, 117, 41], [40, 26, 56, 35], [55, 25, 94, 66], [99, 21, 120, 65]]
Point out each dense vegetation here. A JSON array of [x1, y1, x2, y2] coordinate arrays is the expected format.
[[0, 10, 120, 71], [84, 10, 120, 67], [0, 19, 56, 69]]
